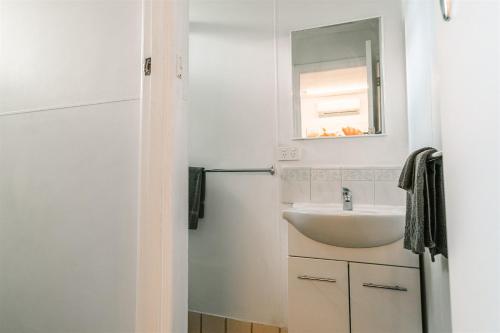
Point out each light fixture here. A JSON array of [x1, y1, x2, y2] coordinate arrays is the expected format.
[[316, 99, 361, 117], [303, 84, 368, 97]]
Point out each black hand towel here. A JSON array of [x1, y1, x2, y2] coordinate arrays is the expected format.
[[189, 167, 206, 230], [428, 158, 448, 260]]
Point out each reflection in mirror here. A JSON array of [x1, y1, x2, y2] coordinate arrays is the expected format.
[[292, 18, 383, 139]]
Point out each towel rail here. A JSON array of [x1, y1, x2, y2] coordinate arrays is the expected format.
[[205, 165, 275, 175], [427, 151, 443, 162]]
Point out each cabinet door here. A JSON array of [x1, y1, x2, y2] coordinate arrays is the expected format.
[[350, 263, 422, 333], [288, 257, 349, 333]]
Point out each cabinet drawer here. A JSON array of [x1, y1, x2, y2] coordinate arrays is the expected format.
[[350, 263, 422, 333], [288, 257, 349, 333]]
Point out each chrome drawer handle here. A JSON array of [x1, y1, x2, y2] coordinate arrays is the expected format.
[[362, 283, 407, 292], [297, 275, 336, 283]]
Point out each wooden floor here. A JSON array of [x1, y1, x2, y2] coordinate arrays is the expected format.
[[188, 312, 287, 333]]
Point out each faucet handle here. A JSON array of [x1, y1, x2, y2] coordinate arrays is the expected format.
[[342, 187, 352, 201], [342, 187, 353, 210]]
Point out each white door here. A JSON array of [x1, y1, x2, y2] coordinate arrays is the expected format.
[[288, 257, 349, 333], [350, 262, 422, 333]]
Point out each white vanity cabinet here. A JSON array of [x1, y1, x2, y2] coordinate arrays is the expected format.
[[349, 263, 422, 333], [288, 257, 350, 333], [288, 257, 422, 333]]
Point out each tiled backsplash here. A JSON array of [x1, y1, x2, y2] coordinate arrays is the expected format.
[[280, 167, 404, 206]]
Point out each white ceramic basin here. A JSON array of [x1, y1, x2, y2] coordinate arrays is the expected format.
[[282, 203, 405, 248]]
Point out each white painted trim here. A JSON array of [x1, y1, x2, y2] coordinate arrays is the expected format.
[[135, 0, 188, 332], [365, 40, 375, 131]]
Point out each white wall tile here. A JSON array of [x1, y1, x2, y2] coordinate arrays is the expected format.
[[341, 180, 375, 205], [312, 168, 342, 182], [342, 168, 375, 181], [374, 181, 406, 206], [373, 168, 404, 205], [280, 167, 311, 203], [287, 167, 406, 206], [374, 168, 402, 181], [311, 168, 341, 203]]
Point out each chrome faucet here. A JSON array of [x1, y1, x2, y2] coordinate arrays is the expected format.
[[342, 187, 353, 211]]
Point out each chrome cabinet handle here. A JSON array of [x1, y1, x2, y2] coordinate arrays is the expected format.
[[362, 283, 407, 292], [297, 275, 336, 283]]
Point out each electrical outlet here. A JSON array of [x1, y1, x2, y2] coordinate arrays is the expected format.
[[277, 146, 301, 161], [279, 148, 288, 160]]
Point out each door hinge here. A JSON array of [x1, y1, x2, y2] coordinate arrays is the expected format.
[[144, 57, 151, 76]]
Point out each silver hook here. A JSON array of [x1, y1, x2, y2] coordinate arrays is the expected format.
[[440, 0, 452, 21]]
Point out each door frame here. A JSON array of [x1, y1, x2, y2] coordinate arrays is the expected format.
[[135, 0, 189, 332]]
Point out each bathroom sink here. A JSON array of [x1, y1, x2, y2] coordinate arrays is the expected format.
[[282, 203, 405, 248]]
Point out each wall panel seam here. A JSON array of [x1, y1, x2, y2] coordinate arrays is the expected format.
[[0, 97, 140, 118]]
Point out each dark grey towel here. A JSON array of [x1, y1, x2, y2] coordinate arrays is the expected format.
[[427, 158, 448, 260], [398, 147, 434, 254], [189, 167, 206, 230], [398, 147, 433, 190], [398, 148, 448, 260]]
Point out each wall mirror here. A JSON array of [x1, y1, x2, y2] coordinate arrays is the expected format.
[[292, 17, 384, 139]]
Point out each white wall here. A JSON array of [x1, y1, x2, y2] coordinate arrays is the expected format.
[[403, 0, 441, 150], [277, 0, 409, 166], [403, 2, 452, 332], [188, 0, 283, 326], [0, 1, 141, 332], [436, 1, 500, 331]]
